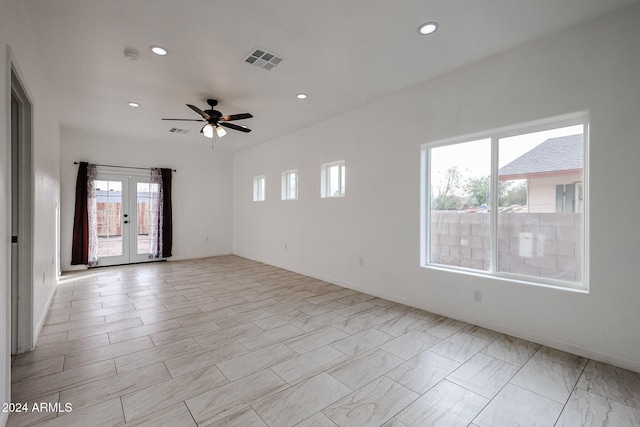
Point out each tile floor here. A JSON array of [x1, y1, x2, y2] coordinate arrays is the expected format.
[[7, 255, 640, 426]]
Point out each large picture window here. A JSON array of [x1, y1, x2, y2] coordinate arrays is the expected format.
[[422, 114, 588, 290]]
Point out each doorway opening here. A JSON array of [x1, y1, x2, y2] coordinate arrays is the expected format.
[[10, 66, 34, 355], [94, 172, 163, 267]]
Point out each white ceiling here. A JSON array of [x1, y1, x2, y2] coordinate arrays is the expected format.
[[25, 0, 637, 152]]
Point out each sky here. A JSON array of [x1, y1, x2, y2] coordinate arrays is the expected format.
[[430, 124, 584, 192]]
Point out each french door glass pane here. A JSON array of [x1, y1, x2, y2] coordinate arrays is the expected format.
[[429, 139, 491, 271], [95, 180, 123, 257], [136, 182, 159, 255], [497, 125, 584, 283]]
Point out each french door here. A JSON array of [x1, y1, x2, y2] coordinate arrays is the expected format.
[[94, 173, 161, 266]]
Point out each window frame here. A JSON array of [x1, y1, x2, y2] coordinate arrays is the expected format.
[[321, 160, 346, 198], [420, 112, 589, 291], [253, 175, 266, 202], [281, 169, 299, 201]]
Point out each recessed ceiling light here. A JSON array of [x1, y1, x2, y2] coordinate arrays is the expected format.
[[418, 22, 438, 35], [296, 93, 308, 99], [150, 45, 168, 56], [128, 102, 140, 107]]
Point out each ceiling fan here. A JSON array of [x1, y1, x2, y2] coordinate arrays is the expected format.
[[162, 99, 252, 138]]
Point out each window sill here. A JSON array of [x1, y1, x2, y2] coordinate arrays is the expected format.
[[421, 263, 589, 294]]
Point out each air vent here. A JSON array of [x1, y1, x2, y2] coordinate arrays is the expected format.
[[169, 128, 190, 134], [244, 48, 283, 70]]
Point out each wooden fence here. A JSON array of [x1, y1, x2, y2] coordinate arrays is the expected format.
[[96, 202, 153, 237]]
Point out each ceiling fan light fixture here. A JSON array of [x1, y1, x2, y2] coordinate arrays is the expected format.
[[127, 102, 140, 107], [418, 22, 438, 35], [166, 100, 252, 138], [202, 123, 215, 138], [296, 93, 308, 99], [150, 45, 168, 56]]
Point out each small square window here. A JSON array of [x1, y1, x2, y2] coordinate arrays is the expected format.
[[281, 170, 298, 200], [253, 175, 265, 202], [321, 161, 345, 198]]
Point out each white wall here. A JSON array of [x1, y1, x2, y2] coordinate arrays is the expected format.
[[234, 3, 640, 372], [1, 0, 61, 422], [60, 127, 234, 271]]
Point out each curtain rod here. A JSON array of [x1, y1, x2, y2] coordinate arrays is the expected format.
[[74, 162, 176, 172]]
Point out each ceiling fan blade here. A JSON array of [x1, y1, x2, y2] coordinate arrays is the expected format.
[[187, 104, 211, 120], [220, 122, 252, 133], [219, 113, 253, 122], [161, 118, 206, 122]]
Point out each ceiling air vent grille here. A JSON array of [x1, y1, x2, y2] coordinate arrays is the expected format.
[[169, 128, 190, 134], [244, 48, 283, 70]]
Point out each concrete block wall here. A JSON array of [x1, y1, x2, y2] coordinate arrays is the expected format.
[[430, 212, 582, 282]]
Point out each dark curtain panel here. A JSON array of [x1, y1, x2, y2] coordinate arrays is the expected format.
[[161, 168, 173, 258], [71, 162, 89, 265]]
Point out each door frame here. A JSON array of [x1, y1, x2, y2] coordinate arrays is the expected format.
[[93, 173, 131, 267], [9, 57, 34, 355], [128, 175, 161, 264], [94, 170, 163, 267]]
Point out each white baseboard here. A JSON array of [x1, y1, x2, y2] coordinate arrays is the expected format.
[[168, 252, 233, 262], [32, 281, 57, 350]]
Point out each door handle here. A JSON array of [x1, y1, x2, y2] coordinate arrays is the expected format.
[[124, 214, 129, 218], [124, 220, 129, 224]]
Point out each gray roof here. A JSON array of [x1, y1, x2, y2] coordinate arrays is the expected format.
[[498, 134, 583, 177]]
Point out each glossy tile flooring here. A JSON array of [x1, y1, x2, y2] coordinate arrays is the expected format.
[[8, 256, 640, 426]]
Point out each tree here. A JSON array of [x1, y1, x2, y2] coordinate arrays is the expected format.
[[464, 176, 490, 207], [500, 180, 527, 206], [432, 167, 463, 210], [431, 169, 527, 210]]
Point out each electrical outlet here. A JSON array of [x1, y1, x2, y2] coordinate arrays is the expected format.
[[474, 290, 482, 302]]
